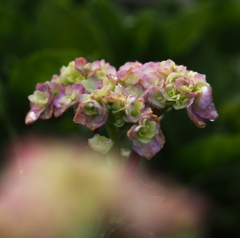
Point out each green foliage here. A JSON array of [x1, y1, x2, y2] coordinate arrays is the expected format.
[[178, 134, 240, 173], [160, 2, 215, 56], [10, 49, 84, 97]]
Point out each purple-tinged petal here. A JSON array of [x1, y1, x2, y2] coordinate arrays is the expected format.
[[75, 58, 116, 80], [53, 107, 66, 118], [48, 74, 62, 95], [101, 75, 117, 91], [74, 57, 91, 76], [32, 83, 53, 106], [105, 85, 128, 112], [157, 59, 176, 76], [106, 74, 119, 84], [25, 108, 43, 125], [140, 72, 165, 89], [117, 62, 142, 86], [186, 105, 206, 128], [140, 62, 158, 75], [114, 84, 129, 97], [192, 103, 218, 122], [131, 130, 165, 160], [92, 59, 117, 76], [117, 69, 140, 86], [124, 95, 145, 123], [73, 100, 108, 130], [194, 82, 212, 110], [175, 77, 195, 94], [126, 84, 145, 98], [187, 98, 218, 128], [118, 61, 142, 72], [90, 86, 111, 103], [53, 84, 85, 117], [81, 76, 102, 93], [40, 105, 54, 120], [75, 57, 87, 68], [143, 86, 167, 109], [127, 114, 165, 159], [196, 103, 218, 121], [175, 64, 188, 74], [25, 83, 53, 124], [106, 92, 126, 106], [166, 72, 185, 84], [191, 73, 206, 83]]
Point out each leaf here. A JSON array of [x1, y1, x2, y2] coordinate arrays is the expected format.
[[177, 133, 240, 173], [219, 96, 240, 131], [35, 0, 97, 53], [132, 10, 158, 58], [9, 48, 85, 99], [160, 2, 215, 56]]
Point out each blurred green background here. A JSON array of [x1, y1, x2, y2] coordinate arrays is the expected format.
[[0, 0, 240, 237]]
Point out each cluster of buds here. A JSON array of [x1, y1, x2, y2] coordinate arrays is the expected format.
[[26, 57, 218, 159]]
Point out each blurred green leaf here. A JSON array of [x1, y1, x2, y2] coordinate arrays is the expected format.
[[0, 0, 36, 57], [9, 48, 84, 97], [35, 0, 98, 54], [219, 96, 240, 131], [160, 2, 215, 56], [85, 0, 130, 65], [177, 133, 240, 173], [132, 10, 158, 58]]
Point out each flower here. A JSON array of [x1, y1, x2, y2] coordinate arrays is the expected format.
[[143, 86, 167, 109], [127, 113, 165, 159], [60, 61, 84, 85], [139, 62, 165, 89], [124, 95, 146, 123], [73, 100, 108, 130], [117, 61, 142, 86], [26, 57, 218, 159], [186, 89, 218, 128], [25, 83, 53, 124], [53, 84, 85, 117], [88, 134, 114, 154]]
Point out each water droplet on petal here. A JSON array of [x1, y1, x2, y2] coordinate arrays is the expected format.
[[210, 119, 215, 122]]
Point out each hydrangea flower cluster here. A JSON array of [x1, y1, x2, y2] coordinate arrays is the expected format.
[[26, 57, 218, 159]]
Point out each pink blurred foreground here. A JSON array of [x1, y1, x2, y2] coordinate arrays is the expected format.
[[0, 136, 208, 238]]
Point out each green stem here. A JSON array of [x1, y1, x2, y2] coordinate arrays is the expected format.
[[105, 123, 121, 161]]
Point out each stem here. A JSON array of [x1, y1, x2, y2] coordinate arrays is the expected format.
[[105, 123, 121, 161], [94, 128, 100, 135]]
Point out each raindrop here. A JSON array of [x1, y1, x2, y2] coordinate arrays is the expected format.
[[210, 119, 215, 122]]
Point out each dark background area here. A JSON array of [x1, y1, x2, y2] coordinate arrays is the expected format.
[[1, 0, 240, 237]]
